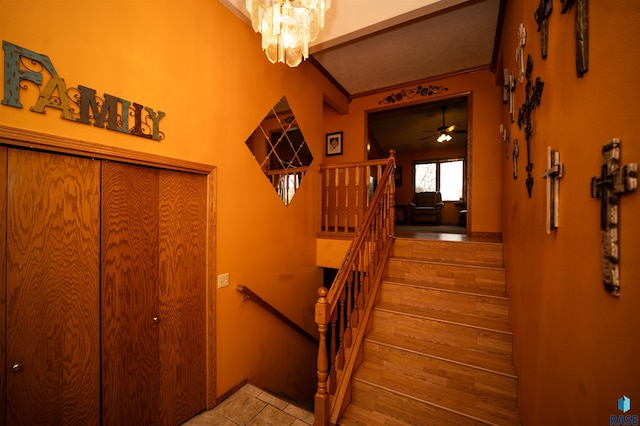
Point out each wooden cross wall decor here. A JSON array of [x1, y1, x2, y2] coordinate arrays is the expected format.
[[590, 139, 638, 296], [561, 0, 589, 77], [534, 0, 553, 59], [542, 147, 564, 233], [517, 54, 544, 198]]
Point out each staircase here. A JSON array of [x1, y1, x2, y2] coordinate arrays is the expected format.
[[338, 236, 521, 425]]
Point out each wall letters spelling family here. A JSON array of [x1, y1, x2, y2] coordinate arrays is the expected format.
[[2, 41, 165, 141]]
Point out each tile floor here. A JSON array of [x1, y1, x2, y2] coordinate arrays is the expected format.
[[181, 384, 315, 426]]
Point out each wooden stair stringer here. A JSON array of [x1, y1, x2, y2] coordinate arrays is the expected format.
[[327, 236, 394, 426]]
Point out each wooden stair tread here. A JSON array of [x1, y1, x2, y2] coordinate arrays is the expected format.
[[393, 238, 504, 268], [353, 362, 520, 425], [375, 301, 513, 334], [365, 329, 517, 378], [390, 256, 505, 272], [382, 276, 508, 299]]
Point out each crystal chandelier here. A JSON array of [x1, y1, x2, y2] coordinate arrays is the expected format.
[[245, 0, 331, 67]]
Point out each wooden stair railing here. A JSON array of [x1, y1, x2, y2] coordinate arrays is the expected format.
[[314, 152, 396, 426], [237, 284, 318, 345], [319, 154, 395, 236]]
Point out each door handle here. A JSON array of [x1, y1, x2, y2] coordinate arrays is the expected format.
[[12, 363, 23, 372]]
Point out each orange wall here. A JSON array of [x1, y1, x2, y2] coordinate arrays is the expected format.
[[0, 0, 346, 404], [323, 70, 503, 234], [498, 2, 640, 424]]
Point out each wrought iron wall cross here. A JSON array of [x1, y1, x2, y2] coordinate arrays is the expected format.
[[590, 139, 637, 296], [517, 55, 545, 198]]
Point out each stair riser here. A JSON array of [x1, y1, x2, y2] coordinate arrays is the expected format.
[[386, 258, 506, 293], [363, 341, 518, 405], [350, 380, 482, 426], [372, 309, 513, 360], [393, 239, 504, 267], [380, 282, 510, 322]]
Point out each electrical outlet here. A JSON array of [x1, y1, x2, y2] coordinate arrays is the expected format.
[[217, 273, 229, 288]]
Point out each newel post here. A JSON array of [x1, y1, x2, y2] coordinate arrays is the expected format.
[[315, 287, 330, 426]]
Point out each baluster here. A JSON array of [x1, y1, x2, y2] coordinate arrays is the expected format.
[[315, 287, 329, 426], [352, 256, 360, 328], [323, 168, 329, 232], [342, 166, 348, 232], [334, 169, 340, 232], [365, 165, 371, 208], [329, 308, 337, 394], [345, 271, 353, 348], [336, 288, 346, 370], [355, 166, 361, 230]]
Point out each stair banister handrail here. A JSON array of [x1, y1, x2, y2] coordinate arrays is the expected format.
[[319, 157, 390, 171], [237, 284, 318, 345], [315, 151, 396, 426]]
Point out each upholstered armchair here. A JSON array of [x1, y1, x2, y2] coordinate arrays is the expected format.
[[408, 191, 444, 225]]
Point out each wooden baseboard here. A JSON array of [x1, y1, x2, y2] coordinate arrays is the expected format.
[[215, 379, 249, 407]]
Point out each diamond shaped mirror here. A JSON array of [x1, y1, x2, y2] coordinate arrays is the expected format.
[[245, 97, 313, 205]]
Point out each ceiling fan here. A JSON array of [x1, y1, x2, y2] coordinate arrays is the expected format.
[[421, 105, 466, 143]]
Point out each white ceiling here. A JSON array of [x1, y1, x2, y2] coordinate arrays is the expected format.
[[219, 0, 502, 96]]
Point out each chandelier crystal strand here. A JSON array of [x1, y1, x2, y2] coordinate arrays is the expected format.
[[245, 0, 331, 67]]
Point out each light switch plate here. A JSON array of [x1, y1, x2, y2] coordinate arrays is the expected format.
[[217, 273, 229, 288]]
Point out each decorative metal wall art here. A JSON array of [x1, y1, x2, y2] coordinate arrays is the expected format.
[[590, 139, 637, 296], [1, 40, 165, 141], [379, 85, 448, 105], [534, 0, 553, 59], [542, 147, 564, 233], [517, 55, 544, 198]]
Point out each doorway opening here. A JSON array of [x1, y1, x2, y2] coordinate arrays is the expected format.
[[367, 95, 469, 232]]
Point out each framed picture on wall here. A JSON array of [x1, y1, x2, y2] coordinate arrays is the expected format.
[[326, 131, 343, 156]]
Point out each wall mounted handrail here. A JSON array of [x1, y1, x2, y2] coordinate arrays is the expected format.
[[236, 284, 318, 345], [314, 151, 396, 426]]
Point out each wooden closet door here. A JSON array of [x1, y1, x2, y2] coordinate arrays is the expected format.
[[158, 170, 207, 424], [5, 149, 101, 425], [101, 161, 160, 425]]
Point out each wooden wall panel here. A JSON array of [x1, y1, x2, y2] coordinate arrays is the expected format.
[[6, 149, 101, 425], [158, 170, 207, 424], [101, 162, 160, 425]]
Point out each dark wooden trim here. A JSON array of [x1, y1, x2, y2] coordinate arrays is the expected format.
[[206, 169, 217, 409], [216, 379, 249, 406], [0, 125, 214, 174], [351, 65, 491, 100], [470, 232, 503, 242], [236, 284, 319, 345], [491, 0, 508, 75], [309, 56, 351, 100], [316, 231, 356, 240]]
